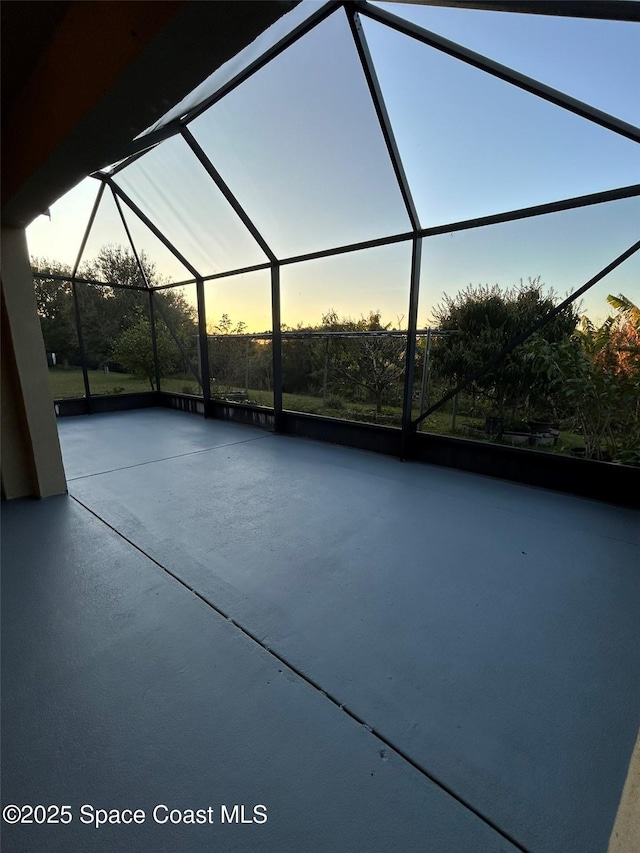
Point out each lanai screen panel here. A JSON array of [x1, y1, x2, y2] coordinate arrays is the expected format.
[[281, 241, 412, 329], [205, 269, 272, 334], [113, 135, 268, 277], [76, 284, 155, 395], [204, 269, 274, 407], [75, 187, 147, 282], [137, 0, 330, 140], [418, 196, 640, 328], [188, 8, 411, 259], [119, 204, 195, 286], [34, 277, 85, 400], [26, 178, 102, 272], [28, 0, 640, 458], [373, 2, 640, 127], [361, 15, 640, 228], [413, 197, 640, 439], [153, 282, 202, 396], [279, 242, 412, 424]]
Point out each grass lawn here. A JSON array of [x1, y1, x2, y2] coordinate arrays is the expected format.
[[222, 386, 587, 451], [218, 386, 402, 425], [48, 368, 203, 399], [50, 369, 586, 456]]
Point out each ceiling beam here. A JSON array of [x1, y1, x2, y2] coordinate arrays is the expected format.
[[383, 1, 640, 22]]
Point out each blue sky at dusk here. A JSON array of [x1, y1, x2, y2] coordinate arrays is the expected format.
[[27, 2, 639, 331]]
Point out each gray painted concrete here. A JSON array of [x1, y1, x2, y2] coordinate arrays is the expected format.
[[2, 497, 519, 853], [58, 408, 269, 480], [3, 410, 639, 852]]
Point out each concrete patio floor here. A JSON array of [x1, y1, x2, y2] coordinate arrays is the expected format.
[[2, 409, 639, 853]]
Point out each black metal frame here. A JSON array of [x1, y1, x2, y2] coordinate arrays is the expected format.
[[101, 1, 344, 171], [410, 1, 640, 22], [111, 189, 162, 393], [414, 237, 640, 427], [347, 7, 420, 231], [354, 0, 640, 144], [112, 185, 203, 391], [37, 0, 640, 500]]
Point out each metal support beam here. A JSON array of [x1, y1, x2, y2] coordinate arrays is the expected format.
[[271, 264, 283, 428], [70, 281, 92, 410], [71, 180, 104, 279], [347, 6, 420, 230], [66, 180, 101, 409], [108, 179, 201, 280], [41, 181, 639, 291], [111, 187, 162, 391], [175, 1, 342, 129], [403, 1, 640, 22], [181, 128, 278, 263], [355, 1, 640, 144], [400, 237, 422, 458], [112, 188, 199, 392], [106, 2, 343, 173], [419, 184, 640, 239], [112, 187, 152, 289], [418, 327, 432, 415], [151, 291, 203, 391], [195, 262, 272, 285], [148, 289, 162, 392], [196, 278, 211, 406], [102, 124, 183, 177], [277, 184, 640, 270], [414, 237, 640, 427], [32, 271, 149, 291]]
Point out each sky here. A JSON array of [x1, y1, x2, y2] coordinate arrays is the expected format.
[[26, 1, 640, 332]]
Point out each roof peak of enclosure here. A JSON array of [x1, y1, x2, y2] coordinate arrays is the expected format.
[[97, 0, 639, 178]]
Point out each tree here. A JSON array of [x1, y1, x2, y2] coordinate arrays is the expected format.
[[207, 314, 250, 393], [431, 278, 578, 420], [32, 260, 78, 366], [111, 317, 176, 390], [607, 293, 640, 328], [595, 294, 640, 379], [275, 320, 322, 396], [33, 246, 198, 376], [82, 243, 148, 288], [75, 283, 145, 369], [524, 293, 639, 463], [156, 287, 198, 346], [321, 310, 406, 415]]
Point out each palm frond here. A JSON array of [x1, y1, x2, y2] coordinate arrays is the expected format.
[[607, 293, 640, 328]]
